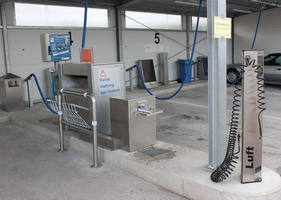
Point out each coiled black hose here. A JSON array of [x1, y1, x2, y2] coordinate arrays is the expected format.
[[210, 76, 242, 182], [211, 57, 266, 182], [252, 64, 266, 138]]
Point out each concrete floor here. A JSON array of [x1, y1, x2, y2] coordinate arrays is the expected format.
[[156, 84, 281, 171], [1, 81, 281, 199], [0, 122, 188, 200]]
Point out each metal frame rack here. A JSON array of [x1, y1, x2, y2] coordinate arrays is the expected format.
[[57, 89, 100, 168]]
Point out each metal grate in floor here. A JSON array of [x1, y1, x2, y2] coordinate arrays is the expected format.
[[141, 149, 165, 157]]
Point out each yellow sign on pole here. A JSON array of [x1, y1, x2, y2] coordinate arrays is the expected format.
[[214, 17, 232, 39]]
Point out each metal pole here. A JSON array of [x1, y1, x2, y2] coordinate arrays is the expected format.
[[87, 95, 99, 168], [186, 15, 195, 82], [231, 17, 235, 64], [115, 7, 123, 62], [27, 79, 33, 107], [129, 70, 134, 91], [207, 0, 228, 167], [58, 89, 99, 168], [58, 92, 64, 151], [0, 0, 11, 74]]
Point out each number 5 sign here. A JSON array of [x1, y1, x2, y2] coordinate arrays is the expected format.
[[155, 33, 160, 44]]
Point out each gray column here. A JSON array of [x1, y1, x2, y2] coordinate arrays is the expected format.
[[186, 15, 190, 58], [0, 1, 10, 74], [231, 18, 235, 64], [115, 7, 123, 62], [207, 0, 228, 167]]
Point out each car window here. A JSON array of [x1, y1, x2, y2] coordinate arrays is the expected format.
[[276, 56, 281, 65], [264, 55, 277, 65]]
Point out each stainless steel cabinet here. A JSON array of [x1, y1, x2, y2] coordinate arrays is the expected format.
[[110, 96, 162, 152], [0, 73, 24, 112]]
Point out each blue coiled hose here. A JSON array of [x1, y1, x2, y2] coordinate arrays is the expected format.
[[29, 73, 58, 114], [137, 0, 203, 100]]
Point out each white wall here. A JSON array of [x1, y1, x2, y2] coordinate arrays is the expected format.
[[234, 7, 281, 62], [7, 28, 117, 101], [123, 30, 187, 84], [0, 2, 235, 104], [189, 32, 232, 64], [123, 31, 232, 86], [2, 27, 233, 102]]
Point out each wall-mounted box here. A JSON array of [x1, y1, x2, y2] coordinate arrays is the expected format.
[[40, 33, 71, 62]]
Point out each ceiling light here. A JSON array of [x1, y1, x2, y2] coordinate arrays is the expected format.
[[233, 9, 253, 14], [175, 0, 204, 6], [249, 0, 281, 8]]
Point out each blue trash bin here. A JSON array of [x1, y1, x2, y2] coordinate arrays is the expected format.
[[178, 59, 193, 84]]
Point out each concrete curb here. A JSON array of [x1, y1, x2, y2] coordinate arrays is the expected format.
[[11, 115, 281, 200]]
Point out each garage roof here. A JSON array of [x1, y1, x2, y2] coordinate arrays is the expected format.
[[5, 0, 281, 17]]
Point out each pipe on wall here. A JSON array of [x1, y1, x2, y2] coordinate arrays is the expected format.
[[0, 1, 11, 74]]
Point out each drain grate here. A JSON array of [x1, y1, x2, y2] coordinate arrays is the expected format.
[[141, 149, 165, 157]]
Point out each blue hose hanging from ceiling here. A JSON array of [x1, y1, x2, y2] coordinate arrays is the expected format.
[[198, 5, 262, 88], [251, 7, 263, 50], [225, 7, 262, 87], [136, 0, 203, 100], [82, 0, 89, 49]]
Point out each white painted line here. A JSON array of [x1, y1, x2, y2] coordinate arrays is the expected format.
[[165, 100, 208, 109], [165, 100, 281, 121], [263, 115, 281, 121], [265, 91, 281, 96]]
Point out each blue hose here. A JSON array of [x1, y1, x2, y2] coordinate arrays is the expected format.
[[82, 0, 88, 49], [30, 73, 58, 114], [251, 7, 262, 50], [137, 0, 203, 100], [52, 74, 58, 100], [226, 7, 262, 87]]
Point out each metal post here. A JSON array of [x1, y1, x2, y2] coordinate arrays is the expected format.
[[58, 92, 64, 152], [27, 79, 33, 107], [231, 18, 235, 64], [129, 70, 134, 91], [115, 7, 123, 62], [87, 95, 98, 168], [0, 0, 11, 73], [58, 89, 99, 168], [186, 15, 195, 82], [207, 0, 228, 167]]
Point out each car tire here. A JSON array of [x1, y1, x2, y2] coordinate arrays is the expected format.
[[227, 70, 238, 84]]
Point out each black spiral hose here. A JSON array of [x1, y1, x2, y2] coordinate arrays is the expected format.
[[211, 57, 266, 183], [210, 77, 243, 182], [252, 64, 266, 138]]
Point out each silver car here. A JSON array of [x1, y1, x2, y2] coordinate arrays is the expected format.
[[264, 53, 281, 85], [227, 53, 281, 85]]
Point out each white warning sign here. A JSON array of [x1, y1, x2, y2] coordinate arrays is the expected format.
[[100, 70, 107, 77], [99, 68, 121, 96]]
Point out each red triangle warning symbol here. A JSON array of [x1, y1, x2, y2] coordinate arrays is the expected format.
[[100, 70, 106, 77]]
